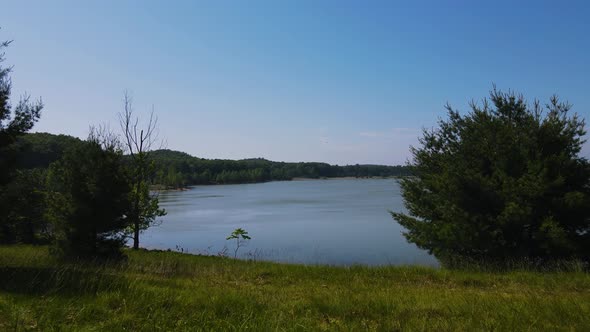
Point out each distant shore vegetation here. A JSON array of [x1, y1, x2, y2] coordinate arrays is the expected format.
[[12, 132, 412, 189]]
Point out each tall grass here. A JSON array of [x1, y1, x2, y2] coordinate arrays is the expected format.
[[439, 254, 589, 273], [1, 245, 589, 331]]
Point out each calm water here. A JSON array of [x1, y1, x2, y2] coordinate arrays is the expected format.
[[141, 179, 437, 266]]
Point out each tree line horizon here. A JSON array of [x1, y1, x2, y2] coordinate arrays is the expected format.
[[12, 132, 413, 188]]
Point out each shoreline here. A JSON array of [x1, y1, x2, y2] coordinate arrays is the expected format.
[[153, 176, 401, 191], [150, 176, 402, 192], [290, 176, 398, 181]]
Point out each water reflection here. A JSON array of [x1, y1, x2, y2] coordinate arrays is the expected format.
[[141, 179, 438, 266]]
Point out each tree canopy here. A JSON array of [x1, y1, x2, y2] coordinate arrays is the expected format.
[[0, 36, 44, 243], [392, 88, 590, 265], [0, 39, 43, 151], [149, 149, 411, 188], [46, 138, 131, 259], [13, 133, 412, 188]]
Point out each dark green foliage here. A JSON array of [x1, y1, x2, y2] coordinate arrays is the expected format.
[[0, 36, 44, 243], [126, 155, 166, 246], [10, 133, 411, 188], [149, 150, 411, 188], [0, 133, 77, 244], [392, 88, 590, 264], [12, 132, 80, 169], [0, 169, 49, 244], [0, 39, 43, 151], [45, 139, 131, 260]]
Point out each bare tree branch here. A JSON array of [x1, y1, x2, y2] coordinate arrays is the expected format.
[[88, 123, 122, 151], [118, 91, 162, 158], [117, 90, 166, 250]]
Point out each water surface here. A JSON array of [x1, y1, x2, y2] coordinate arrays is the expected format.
[[141, 179, 437, 266]]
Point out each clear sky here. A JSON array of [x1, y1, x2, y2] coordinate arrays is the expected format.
[[2, 0, 589, 165]]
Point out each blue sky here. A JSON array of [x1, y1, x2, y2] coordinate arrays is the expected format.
[[2, 0, 589, 165]]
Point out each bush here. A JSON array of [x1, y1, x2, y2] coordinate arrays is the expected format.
[[46, 139, 131, 260], [392, 87, 590, 265], [0, 168, 49, 244]]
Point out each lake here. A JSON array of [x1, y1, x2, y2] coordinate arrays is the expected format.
[[141, 178, 438, 266]]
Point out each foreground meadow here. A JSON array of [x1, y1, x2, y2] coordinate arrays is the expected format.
[[0, 246, 589, 331]]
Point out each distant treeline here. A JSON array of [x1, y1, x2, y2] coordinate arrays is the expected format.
[[149, 150, 411, 187], [14, 133, 412, 188]]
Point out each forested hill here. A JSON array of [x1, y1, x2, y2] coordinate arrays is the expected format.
[[11, 132, 81, 169], [149, 149, 411, 187], [13, 133, 411, 187]]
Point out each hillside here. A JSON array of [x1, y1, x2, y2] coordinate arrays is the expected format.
[[11, 132, 81, 169], [150, 149, 411, 187], [14, 133, 412, 187]]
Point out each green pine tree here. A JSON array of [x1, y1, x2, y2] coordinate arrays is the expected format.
[[392, 87, 590, 265]]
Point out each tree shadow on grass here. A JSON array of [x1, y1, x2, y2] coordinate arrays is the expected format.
[[0, 266, 128, 296]]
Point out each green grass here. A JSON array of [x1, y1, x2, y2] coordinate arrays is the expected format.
[[1, 246, 589, 331]]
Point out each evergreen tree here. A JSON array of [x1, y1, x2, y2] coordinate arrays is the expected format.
[[46, 138, 131, 259], [0, 39, 43, 150], [392, 87, 590, 264], [0, 35, 44, 243], [1, 168, 49, 243]]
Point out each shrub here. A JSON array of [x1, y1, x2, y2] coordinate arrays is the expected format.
[[392, 87, 590, 265]]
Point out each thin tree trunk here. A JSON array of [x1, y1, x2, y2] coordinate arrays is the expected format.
[[133, 220, 139, 249], [132, 177, 142, 250]]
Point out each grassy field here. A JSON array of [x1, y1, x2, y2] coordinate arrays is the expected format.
[[0, 246, 589, 331]]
